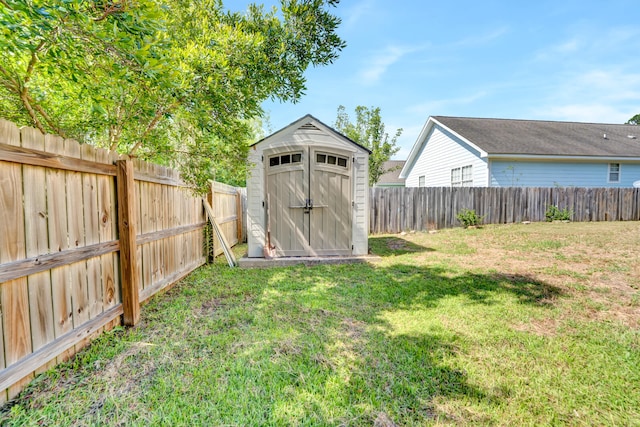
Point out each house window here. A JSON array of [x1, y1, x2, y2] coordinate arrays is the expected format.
[[418, 176, 425, 187], [461, 165, 473, 186], [451, 165, 473, 187], [608, 163, 620, 183]]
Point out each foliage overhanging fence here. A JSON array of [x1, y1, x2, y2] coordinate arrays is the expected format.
[[369, 186, 640, 233], [0, 119, 244, 402]]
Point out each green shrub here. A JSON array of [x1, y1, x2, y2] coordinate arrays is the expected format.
[[545, 205, 573, 222], [456, 208, 485, 228]]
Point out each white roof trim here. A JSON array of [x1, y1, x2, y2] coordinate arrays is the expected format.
[[399, 116, 488, 178], [252, 114, 370, 154]]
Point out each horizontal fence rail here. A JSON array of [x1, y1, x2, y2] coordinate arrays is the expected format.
[[0, 119, 243, 403], [370, 186, 640, 233]]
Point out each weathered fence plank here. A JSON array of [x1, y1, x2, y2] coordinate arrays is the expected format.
[[96, 148, 118, 311], [0, 119, 238, 401], [0, 121, 30, 372], [21, 127, 55, 353], [370, 187, 640, 233], [44, 134, 73, 341], [81, 144, 104, 320], [64, 139, 90, 330]]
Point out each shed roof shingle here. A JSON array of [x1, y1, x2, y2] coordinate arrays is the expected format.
[[376, 160, 406, 185]]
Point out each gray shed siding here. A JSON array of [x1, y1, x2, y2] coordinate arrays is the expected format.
[[247, 117, 369, 257]]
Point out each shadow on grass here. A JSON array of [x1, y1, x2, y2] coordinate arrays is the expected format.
[[369, 236, 435, 256], [194, 261, 565, 424], [3, 257, 565, 425]]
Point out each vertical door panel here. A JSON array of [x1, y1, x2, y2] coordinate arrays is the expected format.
[[310, 151, 352, 255], [266, 154, 309, 256]]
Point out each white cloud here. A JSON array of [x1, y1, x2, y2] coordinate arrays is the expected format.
[[406, 91, 488, 116], [342, 0, 375, 30], [530, 67, 640, 123], [536, 104, 636, 124], [359, 44, 428, 85], [528, 24, 640, 123], [451, 27, 509, 48], [535, 26, 640, 63], [574, 70, 640, 101], [535, 38, 581, 61]]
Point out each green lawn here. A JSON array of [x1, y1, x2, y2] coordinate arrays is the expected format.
[[3, 222, 640, 426]]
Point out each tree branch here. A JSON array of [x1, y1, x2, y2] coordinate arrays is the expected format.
[[92, 1, 128, 22], [19, 90, 46, 134], [27, 95, 67, 138], [24, 39, 47, 85], [128, 101, 178, 155], [0, 64, 20, 93]]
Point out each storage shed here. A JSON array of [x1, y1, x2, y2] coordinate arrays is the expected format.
[[247, 114, 370, 258]]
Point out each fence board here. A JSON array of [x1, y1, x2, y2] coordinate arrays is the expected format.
[[21, 127, 55, 352], [43, 134, 73, 339], [370, 186, 640, 233], [0, 121, 30, 370], [96, 148, 118, 310], [64, 139, 90, 329], [81, 144, 104, 320], [0, 119, 234, 401]]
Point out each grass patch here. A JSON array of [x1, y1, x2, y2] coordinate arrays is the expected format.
[[2, 222, 640, 426]]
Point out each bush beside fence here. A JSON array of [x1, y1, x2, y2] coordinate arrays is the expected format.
[[370, 186, 640, 233]]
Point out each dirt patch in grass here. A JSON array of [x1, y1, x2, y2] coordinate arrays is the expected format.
[[387, 239, 408, 250], [512, 318, 560, 337], [478, 225, 637, 327], [403, 223, 640, 330]]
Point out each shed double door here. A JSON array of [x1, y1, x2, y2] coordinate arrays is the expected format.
[[266, 148, 352, 256]]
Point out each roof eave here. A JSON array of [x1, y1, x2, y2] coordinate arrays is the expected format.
[[251, 114, 372, 154], [399, 116, 489, 178], [399, 117, 436, 178]]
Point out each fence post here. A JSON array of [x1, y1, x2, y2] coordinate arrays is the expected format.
[[116, 159, 140, 326], [236, 190, 243, 244]]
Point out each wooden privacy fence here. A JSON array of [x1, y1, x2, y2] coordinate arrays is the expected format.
[[207, 181, 246, 257], [0, 119, 242, 402], [370, 186, 640, 233]]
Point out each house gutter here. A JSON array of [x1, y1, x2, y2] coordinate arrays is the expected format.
[[485, 154, 640, 162]]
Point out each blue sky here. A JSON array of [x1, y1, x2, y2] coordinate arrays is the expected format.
[[241, 0, 640, 159]]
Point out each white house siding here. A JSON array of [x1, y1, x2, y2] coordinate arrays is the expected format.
[[490, 160, 640, 187], [405, 124, 489, 187]]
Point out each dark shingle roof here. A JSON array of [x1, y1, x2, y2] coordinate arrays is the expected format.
[[433, 116, 640, 157], [376, 160, 406, 185]]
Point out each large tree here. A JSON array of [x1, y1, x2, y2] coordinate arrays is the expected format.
[[334, 105, 401, 186], [627, 114, 640, 125], [0, 0, 345, 190]]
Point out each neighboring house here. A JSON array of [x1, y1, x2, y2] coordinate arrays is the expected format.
[[374, 160, 406, 187], [400, 116, 640, 188]]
